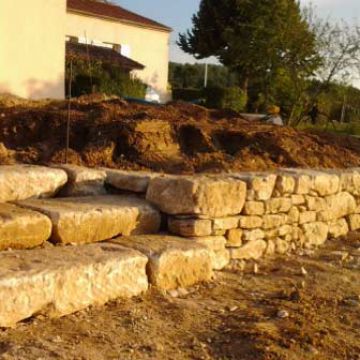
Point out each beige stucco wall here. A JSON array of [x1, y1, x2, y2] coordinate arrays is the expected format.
[[0, 0, 66, 99], [66, 12, 170, 101]]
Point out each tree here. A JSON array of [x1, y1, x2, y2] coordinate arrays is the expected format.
[[178, 0, 320, 102], [308, 12, 360, 89]]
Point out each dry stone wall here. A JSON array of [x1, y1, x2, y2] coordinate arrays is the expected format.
[[0, 164, 360, 327], [143, 169, 360, 268]]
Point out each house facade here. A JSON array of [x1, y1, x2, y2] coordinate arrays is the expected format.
[[0, 0, 171, 101]]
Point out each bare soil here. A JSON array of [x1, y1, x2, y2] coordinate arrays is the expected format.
[[1, 236, 360, 360], [0, 94, 360, 173]]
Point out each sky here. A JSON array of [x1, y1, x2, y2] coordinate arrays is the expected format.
[[115, 0, 360, 84]]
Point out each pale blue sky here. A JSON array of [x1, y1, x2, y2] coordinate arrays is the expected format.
[[115, 0, 359, 64]]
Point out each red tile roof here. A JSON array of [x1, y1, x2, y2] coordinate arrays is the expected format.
[[67, 0, 171, 32], [66, 42, 145, 70]]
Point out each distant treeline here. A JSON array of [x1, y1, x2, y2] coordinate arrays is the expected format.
[[169, 61, 360, 123]]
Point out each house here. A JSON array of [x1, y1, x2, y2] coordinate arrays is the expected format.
[[0, 0, 171, 102]]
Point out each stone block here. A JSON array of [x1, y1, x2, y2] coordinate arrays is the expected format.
[[233, 173, 276, 201], [238, 216, 263, 229], [0, 165, 67, 202], [287, 206, 300, 224], [317, 192, 356, 221], [242, 229, 265, 241], [275, 173, 296, 195], [299, 211, 317, 225], [265, 240, 276, 256], [0, 203, 52, 250], [274, 238, 290, 254], [186, 236, 229, 270], [265, 197, 292, 214], [329, 218, 349, 238], [168, 217, 212, 237], [111, 235, 212, 290], [104, 169, 158, 193], [213, 216, 240, 230], [347, 214, 360, 231], [242, 201, 265, 215], [226, 229, 243, 247], [301, 222, 329, 246], [55, 165, 106, 196], [280, 169, 312, 195], [0, 243, 148, 328], [229, 240, 267, 260], [262, 214, 287, 229], [305, 196, 327, 211], [17, 195, 161, 245], [278, 224, 293, 236], [340, 169, 360, 195], [291, 194, 305, 205], [146, 175, 246, 217]]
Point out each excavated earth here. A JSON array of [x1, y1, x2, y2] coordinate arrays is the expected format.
[[0, 94, 360, 172]]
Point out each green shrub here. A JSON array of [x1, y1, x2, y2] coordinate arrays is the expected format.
[[66, 58, 146, 99], [204, 86, 247, 112]]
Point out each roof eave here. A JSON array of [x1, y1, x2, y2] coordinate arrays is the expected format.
[[67, 8, 173, 33]]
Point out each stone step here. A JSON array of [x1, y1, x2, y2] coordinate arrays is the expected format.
[[16, 195, 161, 245], [0, 203, 52, 250], [104, 168, 159, 193], [0, 165, 67, 202], [0, 243, 148, 328], [54, 165, 107, 197], [110, 235, 213, 290]]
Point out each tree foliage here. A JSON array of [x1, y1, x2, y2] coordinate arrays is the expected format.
[[178, 0, 320, 96]]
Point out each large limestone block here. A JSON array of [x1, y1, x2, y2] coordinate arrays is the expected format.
[[233, 173, 276, 201], [242, 201, 265, 215], [301, 222, 329, 246], [317, 192, 356, 221], [146, 175, 246, 217], [17, 195, 161, 245], [347, 214, 360, 231], [262, 214, 288, 229], [0, 243, 148, 327], [168, 217, 212, 237], [239, 216, 263, 229], [265, 198, 292, 214], [55, 165, 107, 197], [0, 203, 52, 250], [111, 235, 213, 289], [0, 165, 67, 202], [329, 218, 349, 238], [229, 240, 267, 260], [189, 236, 230, 270], [104, 169, 159, 193]]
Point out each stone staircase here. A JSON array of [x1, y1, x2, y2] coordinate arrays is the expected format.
[[1, 164, 360, 327]]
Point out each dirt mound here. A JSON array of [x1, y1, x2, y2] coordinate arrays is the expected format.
[[0, 96, 359, 173]]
